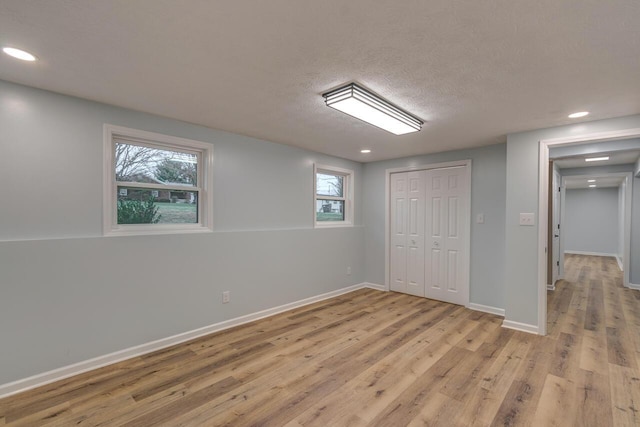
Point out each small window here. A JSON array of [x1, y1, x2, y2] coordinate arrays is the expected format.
[[314, 164, 354, 227], [104, 125, 213, 236]]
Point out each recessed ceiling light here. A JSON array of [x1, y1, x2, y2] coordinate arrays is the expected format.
[[2, 47, 37, 61], [589, 184, 597, 188], [585, 156, 609, 162], [587, 179, 596, 183], [360, 149, 371, 154], [568, 111, 589, 118], [323, 83, 423, 135]]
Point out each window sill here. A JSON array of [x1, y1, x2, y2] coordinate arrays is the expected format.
[[104, 224, 213, 237], [314, 222, 354, 229]]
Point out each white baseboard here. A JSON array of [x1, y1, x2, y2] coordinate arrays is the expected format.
[[502, 320, 540, 335], [564, 250, 617, 258], [0, 282, 373, 399], [362, 282, 386, 292], [547, 284, 556, 291], [616, 256, 624, 272], [628, 283, 640, 290], [467, 303, 505, 317]]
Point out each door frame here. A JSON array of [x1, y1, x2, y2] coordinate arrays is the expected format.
[[550, 167, 562, 288], [559, 182, 566, 279], [385, 159, 472, 306], [537, 128, 640, 336]]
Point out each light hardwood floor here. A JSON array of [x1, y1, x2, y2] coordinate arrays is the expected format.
[[1, 254, 638, 426]]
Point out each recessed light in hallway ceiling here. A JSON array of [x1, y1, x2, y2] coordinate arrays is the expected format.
[[568, 111, 589, 118], [2, 47, 37, 61]]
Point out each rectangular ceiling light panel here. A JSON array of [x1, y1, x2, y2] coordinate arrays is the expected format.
[[323, 83, 423, 135]]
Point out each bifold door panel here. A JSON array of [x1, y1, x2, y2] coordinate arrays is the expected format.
[[424, 167, 468, 305], [390, 171, 425, 297]]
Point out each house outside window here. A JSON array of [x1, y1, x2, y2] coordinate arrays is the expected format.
[[103, 124, 213, 236], [314, 164, 354, 227]]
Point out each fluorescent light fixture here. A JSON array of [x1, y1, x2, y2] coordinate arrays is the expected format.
[[568, 111, 589, 118], [585, 156, 609, 162], [360, 149, 371, 154], [589, 184, 597, 188], [2, 47, 37, 61], [587, 179, 596, 183], [323, 83, 423, 135]]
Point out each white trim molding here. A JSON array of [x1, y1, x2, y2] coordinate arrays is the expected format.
[[502, 320, 540, 335], [0, 282, 375, 399], [362, 282, 387, 292], [628, 283, 640, 291], [468, 303, 505, 317], [547, 284, 556, 291], [616, 256, 624, 272]]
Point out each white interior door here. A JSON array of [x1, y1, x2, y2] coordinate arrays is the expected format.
[[390, 173, 407, 293], [406, 171, 425, 296], [551, 169, 561, 284], [390, 171, 425, 297], [425, 167, 469, 306]]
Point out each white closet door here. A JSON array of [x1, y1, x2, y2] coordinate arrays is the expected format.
[[405, 171, 425, 296], [390, 171, 426, 296], [390, 172, 408, 293], [425, 167, 469, 305]]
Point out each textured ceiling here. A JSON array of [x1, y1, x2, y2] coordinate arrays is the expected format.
[[1, 1, 639, 162]]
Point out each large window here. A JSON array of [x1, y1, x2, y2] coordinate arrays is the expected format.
[[314, 164, 354, 227], [103, 125, 213, 236]]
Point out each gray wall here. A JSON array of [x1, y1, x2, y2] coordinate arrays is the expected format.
[[505, 115, 640, 327], [564, 188, 619, 255], [362, 143, 507, 310], [0, 80, 365, 385]]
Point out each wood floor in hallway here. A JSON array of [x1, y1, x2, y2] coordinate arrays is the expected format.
[[1, 254, 638, 426]]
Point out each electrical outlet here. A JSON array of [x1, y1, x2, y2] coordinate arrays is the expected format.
[[347, 266, 352, 275], [476, 213, 484, 224], [519, 213, 535, 226], [222, 291, 230, 304]]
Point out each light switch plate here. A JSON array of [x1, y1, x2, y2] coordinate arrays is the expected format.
[[519, 213, 535, 226], [477, 213, 484, 224]]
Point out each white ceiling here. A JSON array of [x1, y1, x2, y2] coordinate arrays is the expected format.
[[1, 1, 639, 162], [564, 176, 625, 189], [554, 150, 640, 169]]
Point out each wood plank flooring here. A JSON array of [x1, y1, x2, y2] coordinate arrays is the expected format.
[[1, 254, 638, 426]]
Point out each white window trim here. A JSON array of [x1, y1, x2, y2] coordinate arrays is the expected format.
[[313, 163, 354, 228], [103, 124, 214, 236]]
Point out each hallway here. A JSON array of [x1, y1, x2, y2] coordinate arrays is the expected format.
[[546, 253, 640, 426]]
